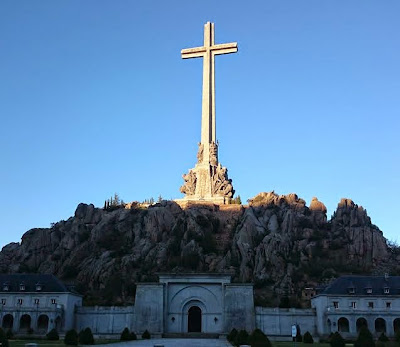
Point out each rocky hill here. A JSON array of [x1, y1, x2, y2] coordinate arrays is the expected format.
[[1, 192, 399, 307]]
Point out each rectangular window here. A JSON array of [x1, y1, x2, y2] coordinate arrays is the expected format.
[[17, 299, 23, 305], [386, 302, 391, 309], [34, 299, 40, 305], [351, 301, 357, 309], [19, 284, 25, 291], [368, 302, 374, 308], [1, 299, 5, 305], [384, 288, 390, 294], [366, 288, 372, 294], [51, 299, 56, 304], [333, 301, 339, 309]]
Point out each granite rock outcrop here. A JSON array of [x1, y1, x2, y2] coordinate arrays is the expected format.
[[0, 193, 396, 306]]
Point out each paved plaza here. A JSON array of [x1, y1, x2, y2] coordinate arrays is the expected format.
[[102, 338, 232, 347]]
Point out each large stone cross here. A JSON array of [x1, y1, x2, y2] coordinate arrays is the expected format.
[[181, 22, 238, 148], [179, 22, 237, 203]]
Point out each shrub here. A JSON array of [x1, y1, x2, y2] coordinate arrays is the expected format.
[[303, 331, 314, 344], [235, 329, 249, 346], [227, 328, 238, 342], [64, 329, 78, 346], [396, 330, 400, 343], [5, 329, 13, 340], [79, 327, 94, 345], [46, 328, 59, 340], [120, 328, 137, 341], [142, 330, 151, 339], [354, 326, 375, 347], [249, 329, 272, 347], [378, 332, 389, 342], [0, 328, 9, 347], [330, 332, 345, 347]]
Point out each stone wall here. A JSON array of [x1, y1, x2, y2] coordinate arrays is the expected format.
[[255, 307, 316, 338], [134, 284, 164, 335], [75, 306, 135, 335], [224, 285, 255, 332]]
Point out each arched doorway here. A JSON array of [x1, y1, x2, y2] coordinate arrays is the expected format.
[[188, 306, 201, 333], [375, 318, 386, 333], [2, 314, 13, 330], [338, 317, 349, 333], [20, 314, 31, 331], [356, 318, 368, 332], [37, 315, 49, 332], [394, 318, 400, 333]]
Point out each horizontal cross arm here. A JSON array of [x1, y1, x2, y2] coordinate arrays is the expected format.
[[212, 42, 238, 55], [181, 46, 206, 59]]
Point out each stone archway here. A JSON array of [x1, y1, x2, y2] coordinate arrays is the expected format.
[[375, 318, 386, 333], [2, 314, 14, 330], [188, 306, 202, 333], [338, 317, 349, 333], [394, 318, 400, 333], [356, 318, 368, 332], [19, 314, 31, 332], [37, 315, 49, 332]]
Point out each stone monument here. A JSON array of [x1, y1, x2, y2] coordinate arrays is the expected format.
[[179, 22, 237, 204]]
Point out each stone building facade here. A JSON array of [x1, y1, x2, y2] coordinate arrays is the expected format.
[[0, 274, 82, 334], [2, 273, 400, 340], [312, 275, 400, 338]]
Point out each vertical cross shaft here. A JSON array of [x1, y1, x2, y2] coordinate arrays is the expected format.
[[181, 22, 238, 149]]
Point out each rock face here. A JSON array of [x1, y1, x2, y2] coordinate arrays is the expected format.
[[0, 193, 396, 306]]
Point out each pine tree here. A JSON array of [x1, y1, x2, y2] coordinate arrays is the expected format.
[[157, 195, 162, 203]]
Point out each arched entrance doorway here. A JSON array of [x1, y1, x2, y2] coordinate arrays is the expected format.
[[37, 315, 49, 332], [188, 306, 201, 333], [2, 314, 13, 330], [356, 318, 368, 332], [19, 314, 31, 332]]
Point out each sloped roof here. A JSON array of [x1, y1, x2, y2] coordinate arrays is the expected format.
[[320, 275, 400, 296], [0, 274, 71, 293]]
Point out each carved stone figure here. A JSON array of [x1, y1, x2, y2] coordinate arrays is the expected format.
[[211, 165, 234, 198], [196, 143, 204, 163], [180, 170, 197, 196], [209, 142, 218, 166]]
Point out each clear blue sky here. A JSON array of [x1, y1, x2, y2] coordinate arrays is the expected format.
[[1, 1, 399, 249]]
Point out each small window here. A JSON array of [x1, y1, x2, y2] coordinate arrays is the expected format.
[[333, 301, 339, 309], [34, 299, 40, 305], [51, 299, 57, 305], [36, 284, 42, 291], [3, 284, 9, 291], [17, 299, 23, 305], [1, 299, 6, 305], [348, 287, 355, 294], [368, 302, 374, 308], [386, 302, 391, 309], [19, 284, 25, 291], [350, 301, 357, 309], [366, 288, 372, 294], [384, 287, 390, 294]]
